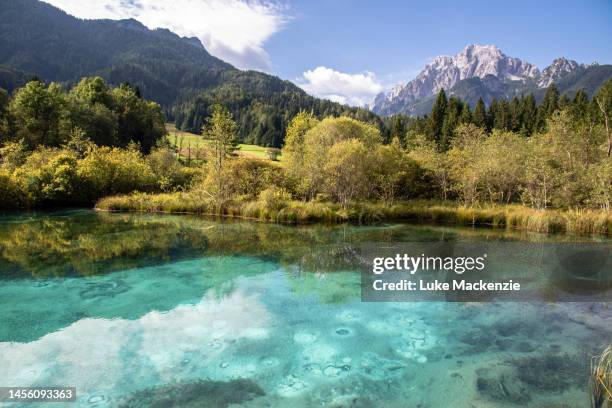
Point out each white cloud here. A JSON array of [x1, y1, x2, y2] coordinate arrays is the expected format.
[[298, 66, 384, 107], [43, 0, 289, 71]]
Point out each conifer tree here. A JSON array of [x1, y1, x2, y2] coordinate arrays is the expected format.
[[391, 115, 407, 146], [473, 97, 487, 129], [542, 84, 560, 117], [487, 98, 498, 131], [459, 103, 472, 124], [440, 97, 461, 150], [521, 94, 537, 137], [571, 89, 590, 126], [428, 89, 447, 146], [509, 96, 522, 132], [536, 84, 560, 132], [494, 100, 510, 131], [559, 94, 570, 110]]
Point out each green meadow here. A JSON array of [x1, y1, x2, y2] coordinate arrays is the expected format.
[[166, 124, 281, 161]]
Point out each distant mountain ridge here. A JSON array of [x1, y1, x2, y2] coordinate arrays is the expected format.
[[0, 3, 230, 81], [372, 44, 611, 116], [538, 57, 584, 88], [0, 0, 232, 106]]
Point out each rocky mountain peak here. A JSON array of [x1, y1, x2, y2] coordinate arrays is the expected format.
[[538, 57, 583, 87], [372, 44, 540, 115], [454, 44, 540, 80]]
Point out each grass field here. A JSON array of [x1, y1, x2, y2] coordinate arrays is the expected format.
[[166, 124, 281, 161]]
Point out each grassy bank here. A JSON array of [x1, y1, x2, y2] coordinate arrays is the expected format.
[[96, 193, 612, 236]]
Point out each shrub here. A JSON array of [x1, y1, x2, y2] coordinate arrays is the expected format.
[[77, 145, 155, 200], [12, 148, 79, 206], [147, 147, 192, 191], [0, 169, 25, 209]]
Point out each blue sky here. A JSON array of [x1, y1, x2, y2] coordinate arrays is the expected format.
[[268, 0, 612, 79], [46, 0, 612, 105]]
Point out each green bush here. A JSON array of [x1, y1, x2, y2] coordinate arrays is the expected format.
[[147, 147, 194, 191], [76, 146, 155, 199], [13, 148, 79, 206], [0, 169, 25, 209]]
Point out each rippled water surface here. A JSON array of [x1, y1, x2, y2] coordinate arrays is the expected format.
[[0, 210, 610, 407]]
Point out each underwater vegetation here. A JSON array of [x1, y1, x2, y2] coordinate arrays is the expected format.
[[476, 372, 531, 405], [116, 379, 265, 408], [475, 352, 588, 406], [514, 353, 586, 393]]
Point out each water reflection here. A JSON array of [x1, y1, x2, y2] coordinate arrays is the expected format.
[[0, 213, 208, 278], [1, 210, 606, 280], [0, 211, 610, 407], [0, 256, 276, 342], [0, 288, 272, 407]]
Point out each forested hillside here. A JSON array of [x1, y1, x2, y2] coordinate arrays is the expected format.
[[383, 82, 611, 154], [0, 0, 380, 147]]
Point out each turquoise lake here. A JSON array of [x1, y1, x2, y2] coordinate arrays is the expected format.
[[0, 210, 610, 407]]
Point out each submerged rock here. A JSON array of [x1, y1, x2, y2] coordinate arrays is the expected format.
[[277, 374, 308, 397], [116, 379, 264, 408], [476, 353, 584, 405], [359, 352, 406, 380], [323, 363, 351, 377], [303, 362, 323, 376], [494, 319, 538, 338], [513, 354, 584, 392], [313, 380, 376, 408], [79, 280, 131, 299], [324, 365, 343, 377], [87, 393, 112, 406], [335, 327, 352, 336], [476, 374, 531, 405]]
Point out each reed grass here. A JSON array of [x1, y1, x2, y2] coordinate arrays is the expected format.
[[591, 345, 612, 408], [96, 193, 612, 236]]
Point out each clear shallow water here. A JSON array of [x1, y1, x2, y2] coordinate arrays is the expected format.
[[0, 211, 610, 407]]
